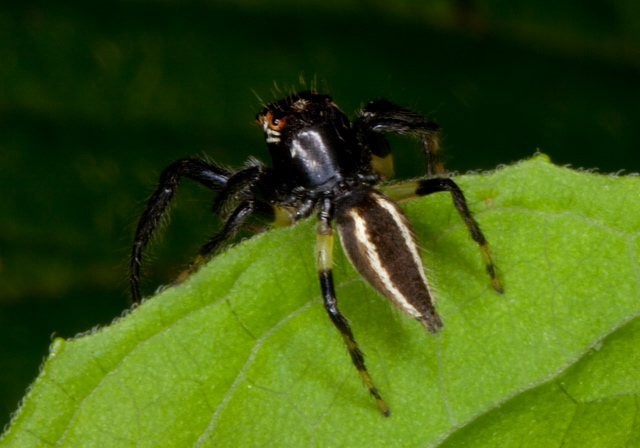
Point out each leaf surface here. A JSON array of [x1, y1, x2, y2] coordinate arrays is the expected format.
[[2, 155, 639, 447]]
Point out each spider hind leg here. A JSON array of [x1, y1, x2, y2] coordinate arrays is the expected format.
[[316, 202, 390, 417], [383, 178, 503, 293]]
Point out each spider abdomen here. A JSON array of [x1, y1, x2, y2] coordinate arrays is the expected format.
[[334, 189, 443, 333]]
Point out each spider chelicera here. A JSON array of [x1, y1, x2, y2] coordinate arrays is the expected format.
[[130, 91, 503, 416]]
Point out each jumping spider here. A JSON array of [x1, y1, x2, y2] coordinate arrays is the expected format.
[[130, 91, 502, 416]]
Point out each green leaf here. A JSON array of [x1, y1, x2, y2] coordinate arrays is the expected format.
[[2, 154, 639, 447]]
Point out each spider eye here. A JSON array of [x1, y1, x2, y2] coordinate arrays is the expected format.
[[264, 111, 286, 131]]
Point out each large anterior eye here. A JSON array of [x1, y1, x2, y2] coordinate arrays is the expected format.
[[260, 111, 286, 131]]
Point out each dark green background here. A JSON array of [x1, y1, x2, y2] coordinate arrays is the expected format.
[[1, 0, 639, 430]]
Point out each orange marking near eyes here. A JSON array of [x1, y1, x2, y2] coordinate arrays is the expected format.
[[267, 111, 287, 131]]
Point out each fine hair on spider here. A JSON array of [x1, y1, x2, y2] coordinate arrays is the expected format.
[[130, 91, 503, 416]]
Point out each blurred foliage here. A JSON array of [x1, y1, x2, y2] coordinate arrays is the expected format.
[[1, 0, 639, 430]]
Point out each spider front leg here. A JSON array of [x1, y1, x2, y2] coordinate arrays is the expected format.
[[174, 193, 301, 285], [130, 158, 231, 302], [172, 199, 257, 285], [316, 199, 390, 416], [355, 99, 444, 178], [383, 177, 504, 293]]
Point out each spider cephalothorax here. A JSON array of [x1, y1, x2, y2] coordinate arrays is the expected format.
[[130, 91, 502, 416], [257, 92, 363, 192]]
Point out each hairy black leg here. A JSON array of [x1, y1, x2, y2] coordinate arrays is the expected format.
[[130, 158, 232, 302], [173, 200, 256, 285], [354, 99, 443, 177], [211, 166, 263, 215], [316, 199, 390, 416], [383, 178, 503, 293]]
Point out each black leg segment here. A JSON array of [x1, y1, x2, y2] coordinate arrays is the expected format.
[[211, 166, 263, 215], [354, 99, 444, 176], [416, 177, 503, 293], [172, 200, 256, 285], [130, 158, 231, 302]]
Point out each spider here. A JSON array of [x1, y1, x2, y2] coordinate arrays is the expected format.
[[130, 91, 503, 416]]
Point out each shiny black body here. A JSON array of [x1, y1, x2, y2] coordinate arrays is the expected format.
[[266, 94, 361, 190], [130, 91, 501, 416]]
